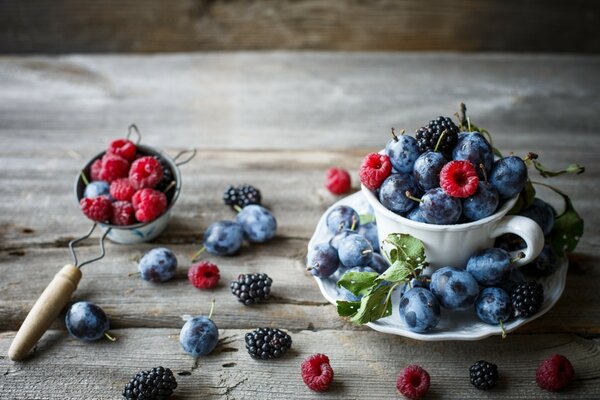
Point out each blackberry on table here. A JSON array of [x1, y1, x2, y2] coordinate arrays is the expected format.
[[469, 360, 499, 390], [415, 116, 460, 155], [511, 281, 544, 318], [222, 184, 262, 209], [122, 366, 177, 399], [245, 327, 292, 360], [230, 273, 272, 305]]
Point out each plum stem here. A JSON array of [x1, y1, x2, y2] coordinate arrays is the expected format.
[[80, 171, 90, 186], [433, 130, 447, 153], [162, 180, 176, 194], [128, 271, 141, 277], [208, 298, 216, 319], [191, 247, 206, 262], [405, 191, 423, 203], [499, 319, 507, 339], [510, 251, 525, 264], [104, 331, 117, 342], [479, 163, 488, 182]]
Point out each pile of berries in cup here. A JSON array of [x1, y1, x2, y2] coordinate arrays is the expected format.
[[359, 116, 530, 224], [79, 137, 173, 225]]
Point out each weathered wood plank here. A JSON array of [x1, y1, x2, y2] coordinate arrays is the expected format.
[[1, 330, 599, 399], [0, 0, 599, 53], [1, 244, 599, 335]]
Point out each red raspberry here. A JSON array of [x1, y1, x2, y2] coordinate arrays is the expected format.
[[111, 201, 136, 226], [536, 354, 574, 392], [439, 160, 479, 198], [325, 168, 351, 195], [188, 261, 220, 289], [129, 156, 163, 190], [131, 188, 167, 222], [79, 196, 113, 223], [90, 159, 102, 181], [99, 154, 130, 183], [110, 178, 136, 202], [396, 365, 430, 399], [107, 138, 137, 161], [359, 153, 392, 190], [301, 353, 334, 392]]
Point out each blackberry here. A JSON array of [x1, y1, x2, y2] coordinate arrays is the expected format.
[[230, 273, 272, 305], [469, 360, 499, 390], [511, 281, 544, 318], [245, 327, 292, 360], [223, 184, 262, 209], [122, 366, 177, 399], [415, 116, 460, 155], [222, 185, 240, 208], [155, 158, 175, 195]]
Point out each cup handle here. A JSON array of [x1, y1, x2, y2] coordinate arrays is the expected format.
[[491, 215, 545, 267]]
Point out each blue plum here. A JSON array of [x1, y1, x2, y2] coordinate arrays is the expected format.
[[490, 156, 528, 199], [466, 248, 512, 286], [84, 181, 110, 198], [520, 198, 555, 236], [329, 229, 354, 250], [369, 253, 390, 274], [522, 244, 559, 277], [452, 132, 494, 178], [385, 131, 420, 173], [357, 222, 379, 253], [475, 287, 512, 325], [203, 221, 244, 256], [406, 207, 427, 223], [413, 151, 447, 191], [378, 173, 419, 214], [235, 204, 277, 243], [430, 267, 479, 309], [179, 316, 219, 356], [462, 182, 499, 221], [65, 301, 110, 341], [498, 267, 525, 293], [326, 205, 359, 234], [138, 247, 178, 283], [307, 243, 340, 278], [338, 234, 373, 268], [420, 188, 462, 225], [399, 288, 441, 333]]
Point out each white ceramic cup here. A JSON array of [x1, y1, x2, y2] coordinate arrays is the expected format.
[[362, 184, 544, 271]]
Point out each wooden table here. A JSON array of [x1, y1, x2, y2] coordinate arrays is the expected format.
[[0, 52, 599, 399]]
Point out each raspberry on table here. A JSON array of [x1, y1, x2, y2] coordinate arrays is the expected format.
[[80, 196, 113, 223], [396, 365, 431, 399], [301, 353, 334, 392], [469, 360, 499, 390], [90, 158, 102, 181], [359, 153, 392, 190], [111, 201, 136, 226], [440, 160, 479, 198], [107, 138, 137, 161], [188, 261, 220, 289], [122, 366, 177, 399], [325, 167, 351, 195], [132, 188, 167, 222], [99, 154, 130, 183], [110, 178, 136, 202], [129, 156, 164, 190], [536, 354, 574, 392]]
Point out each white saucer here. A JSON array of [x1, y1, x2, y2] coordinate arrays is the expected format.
[[308, 191, 568, 341]]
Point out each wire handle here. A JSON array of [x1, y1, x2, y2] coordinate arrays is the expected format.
[[126, 124, 142, 144], [68, 223, 110, 269], [173, 148, 197, 166]]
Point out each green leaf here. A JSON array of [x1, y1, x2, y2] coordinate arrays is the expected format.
[[533, 160, 585, 178], [376, 260, 413, 283], [359, 214, 375, 225], [383, 233, 427, 269], [337, 271, 379, 297], [544, 186, 584, 254], [336, 300, 362, 317], [349, 283, 395, 324]]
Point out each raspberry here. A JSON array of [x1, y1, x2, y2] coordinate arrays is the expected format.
[[109, 178, 136, 202], [440, 160, 479, 198], [359, 153, 392, 190], [129, 156, 163, 190], [325, 168, 351, 195], [396, 365, 430, 399], [536, 354, 574, 392], [188, 261, 220, 289], [132, 188, 167, 222], [111, 201, 136, 226], [80, 196, 112, 223], [107, 138, 137, 161], [99, 154, 129, 183], [90, 159, 102, 181], [301, 353, 334, 392]]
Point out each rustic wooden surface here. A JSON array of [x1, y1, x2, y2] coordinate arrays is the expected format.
[[1, 0, 600, 54], [1, 52, 599, 399]]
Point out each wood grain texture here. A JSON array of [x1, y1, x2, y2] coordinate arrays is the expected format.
[[1, 0, 599, 53], [1, 52, 599, 398]]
